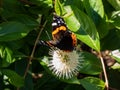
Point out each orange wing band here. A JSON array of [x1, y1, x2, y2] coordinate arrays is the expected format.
[[71, 33, 77, 46], [52, 26, 66, 35]]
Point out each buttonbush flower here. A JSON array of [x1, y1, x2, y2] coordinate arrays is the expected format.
[[48, 48, 84, 79]]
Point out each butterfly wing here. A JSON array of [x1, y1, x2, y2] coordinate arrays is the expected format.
[[40, 14, 77, 51]]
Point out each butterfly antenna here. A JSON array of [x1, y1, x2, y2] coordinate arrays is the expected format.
[[45, 30, 51, 40]]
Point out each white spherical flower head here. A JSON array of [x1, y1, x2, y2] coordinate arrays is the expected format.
[[48, 49, 83, 79]]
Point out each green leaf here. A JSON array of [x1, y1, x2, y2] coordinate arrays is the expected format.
[[8, 14, 39, 29], [30, 0, 52, 7], [64, 6, 100, 51], [61, 77, 80, 84], [0, 46, 15, 67], [101, 29, 120, 50], [65, 84, 84, 90], [55, 0, 66, 16], [110, 49, 120, 63], [0, 21, 30, 41], [111, 11, 120, 29], [107, 0, 120, 10], [80, 77, 105, 90], [111, 62, 120, 69], [5, 40, 25, 50], [83, 0, 104, 24], [2, 69, 24, 87], [64, 0, 84, 11], [1, 0, 24, 18], [97, 17, 109, 39], [27, 0, 52, 15], [79, 51, 102, 75]]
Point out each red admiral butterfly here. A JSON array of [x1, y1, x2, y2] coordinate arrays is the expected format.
[[40, 14, 77, 51]]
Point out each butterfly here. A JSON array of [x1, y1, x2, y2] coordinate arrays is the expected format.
[[40, 14, 77, 51]]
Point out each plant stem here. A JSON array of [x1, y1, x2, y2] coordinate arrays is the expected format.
[[23, 20, 47, 78], [99, 53, 109, 90]]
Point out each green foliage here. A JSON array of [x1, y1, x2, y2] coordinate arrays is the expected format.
[[0, 0, 120, 90], [0, 21, 31, 41], [83, 0, 104, 23], [79, 52, 102, 75], [1, 69, 24, 87], [107, 0, 120, 10], [55, 0, 66, 16], [80, 77, 105, 90], [111, 11, 120, 29], [0, 46, 14, 67], [110, 49, 120, 63]]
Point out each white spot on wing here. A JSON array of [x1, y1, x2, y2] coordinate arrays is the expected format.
[[57, 21, 60, 23], [52, 22, 57, 26]]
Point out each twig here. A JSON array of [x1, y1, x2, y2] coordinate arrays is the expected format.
[[17, 19, 47, 90], [23, 20, 47, 78], [99, 52, 109, 90]]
